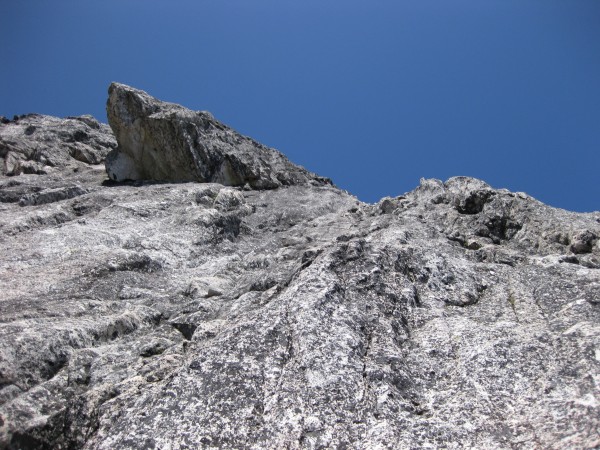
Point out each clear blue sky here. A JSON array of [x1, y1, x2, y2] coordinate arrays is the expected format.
[[2, 1, 599, 211]]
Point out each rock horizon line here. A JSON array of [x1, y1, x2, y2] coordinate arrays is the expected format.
[[0, 81, 598, 450]]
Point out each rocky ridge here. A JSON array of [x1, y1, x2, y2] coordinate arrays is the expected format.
[[0, 84, 598, 449]]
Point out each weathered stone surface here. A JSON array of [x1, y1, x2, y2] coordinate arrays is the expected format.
[[0, 87, 599, 449], [106, 83, 329, 189], [571, 230, 598, 254], [0, 114, 116, 176]]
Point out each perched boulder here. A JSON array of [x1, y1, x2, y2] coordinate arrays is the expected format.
[[105, 83, 329, 188]]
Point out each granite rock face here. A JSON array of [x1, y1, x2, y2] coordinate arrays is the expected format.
[[0, 85, 599, 449], [105, 83, 329, 188], [0, 114, 116, 176]]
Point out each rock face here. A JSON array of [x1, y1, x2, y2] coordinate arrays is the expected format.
[[0, 85, 599, 449], [105, 83, 329, 188], [0, 114, 116, 176]]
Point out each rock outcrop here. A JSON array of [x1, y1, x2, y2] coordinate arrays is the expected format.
[[0, 114, 116, 176], [105, 83, 329, 188], [0, 84, 599, 449]]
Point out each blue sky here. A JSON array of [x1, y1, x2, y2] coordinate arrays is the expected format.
[[2, 1, 599, 211]]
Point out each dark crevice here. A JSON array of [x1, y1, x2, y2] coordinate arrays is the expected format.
[[171, 322, 197, 340]]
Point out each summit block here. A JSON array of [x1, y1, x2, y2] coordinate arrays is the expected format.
[[105, 83, 328, 188]]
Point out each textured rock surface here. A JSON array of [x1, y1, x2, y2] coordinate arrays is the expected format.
[[106, 83, 329, 188], [0, 86, 599, 449], [0, 114, 116, 176]]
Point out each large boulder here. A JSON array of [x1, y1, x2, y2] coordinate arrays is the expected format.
[[105, 83, 329, 188]]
